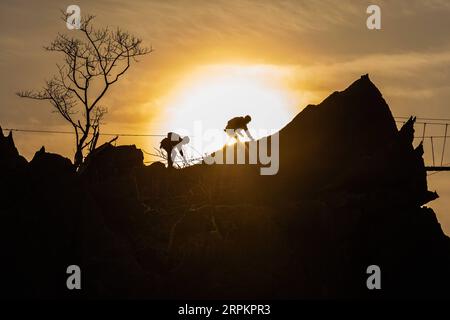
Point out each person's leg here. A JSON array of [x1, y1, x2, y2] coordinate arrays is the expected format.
[[225, 129, 237, 143], [170, 148, 178, 168], [177, 146, 187, 164], [165, 147, 174, 168], [235, 129, 245, 142]]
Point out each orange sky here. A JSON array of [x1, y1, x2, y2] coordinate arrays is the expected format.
[[1, 0, 450, 234]]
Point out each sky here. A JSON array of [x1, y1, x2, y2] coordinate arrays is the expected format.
[[0, 0, 449, 234]]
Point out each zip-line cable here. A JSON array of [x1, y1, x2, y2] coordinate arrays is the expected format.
[[2, 116, 450, 137], [1, 128, 165, 137], [2, 115, 449, 168], [395, 116, 450, 122]]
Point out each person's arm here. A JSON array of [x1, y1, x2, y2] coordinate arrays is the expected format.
[[177, 146, 187, 163], [245, 129, 255, 141]]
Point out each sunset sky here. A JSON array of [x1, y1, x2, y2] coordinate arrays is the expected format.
[[1, 0, 450, 233]]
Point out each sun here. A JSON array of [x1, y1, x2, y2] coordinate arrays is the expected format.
[[155, 64, 300, 156]]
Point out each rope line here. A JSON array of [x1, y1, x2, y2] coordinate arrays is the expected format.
[[395, 116, 450, 122], [395, 120, 449, 126], [1, 128, 165, 137], [427, 163, 450, 176], [2, 115, 450, 169], [413, 135, 450, 139]]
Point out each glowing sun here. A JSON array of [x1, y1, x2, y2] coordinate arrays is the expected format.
[[156, 64, 300, 155]]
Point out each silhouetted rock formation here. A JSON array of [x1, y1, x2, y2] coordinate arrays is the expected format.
[[0, 127, 27, 171], [80, 143, 144, 180], [275, 76, 435, 205], [275, 75, 414, 195], [168, 74, 449, 298], [29, 146, 74, 177], [1, 75, 449, 299], [281, 75, 397, 166]]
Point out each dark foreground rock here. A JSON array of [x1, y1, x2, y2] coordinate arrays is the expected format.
[[0, 128, 27, 172], [0, 75, 449, 299]]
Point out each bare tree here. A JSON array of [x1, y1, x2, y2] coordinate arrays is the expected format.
[[17, 13, 152, 168]]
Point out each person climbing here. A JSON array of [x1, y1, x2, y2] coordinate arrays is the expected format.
[[160, 132, 190, 168], [224, 115, 255, 141]]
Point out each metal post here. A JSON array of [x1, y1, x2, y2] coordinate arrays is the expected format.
[[422, 122, 426, 142], [431, 136, 435, 166], [441, 124, 448, 166]]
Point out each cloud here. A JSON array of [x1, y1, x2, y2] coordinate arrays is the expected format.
[[2, 0, 450, 153]]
